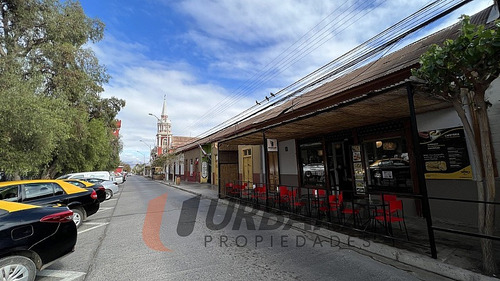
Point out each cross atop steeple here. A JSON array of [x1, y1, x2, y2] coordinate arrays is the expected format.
[[161, 94, 168, 119]]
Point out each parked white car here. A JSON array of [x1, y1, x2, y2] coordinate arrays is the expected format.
[[57, 171, 112, 181], [111, 172, 124, 184], [75, 178, 119, 200]]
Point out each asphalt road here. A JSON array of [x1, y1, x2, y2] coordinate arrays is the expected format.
[[36, 176, 453, 281]]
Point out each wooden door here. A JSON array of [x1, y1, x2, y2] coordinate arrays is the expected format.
[[242, 155, 253, 185], [268, 152, 279, 190]]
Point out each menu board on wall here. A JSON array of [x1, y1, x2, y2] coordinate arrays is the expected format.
[[419, 126, 472, 179], [351, 145, 366, 194]]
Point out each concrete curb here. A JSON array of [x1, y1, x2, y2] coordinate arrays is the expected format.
[[158, 180, 498, 281]]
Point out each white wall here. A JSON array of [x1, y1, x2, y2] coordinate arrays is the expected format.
[[486, 76, 500, 172], [278, 139, 298, 175], [416, 107, 462, 131]]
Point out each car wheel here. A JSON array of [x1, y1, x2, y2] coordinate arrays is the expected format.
[[0, 256, 36, 281], [71, 208, 86, 228], [105, 189, 113, 200]]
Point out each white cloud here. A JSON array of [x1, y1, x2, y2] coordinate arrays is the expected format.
[[91, 0, 494, 165], [91, 37, 252, 164]]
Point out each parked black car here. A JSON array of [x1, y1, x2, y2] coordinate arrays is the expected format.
[[62, 179, 106, 203], [0, 180, 100, 228], [0, 200, 77, 281]]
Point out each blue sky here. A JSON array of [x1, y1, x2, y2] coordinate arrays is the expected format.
[[78, 0, 494, 166]]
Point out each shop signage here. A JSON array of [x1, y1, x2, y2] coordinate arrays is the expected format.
[[351, 145, 366, 194], [419, 126, 472, 180], [267, 139, 278, 152], [201, 161, 208, 179]]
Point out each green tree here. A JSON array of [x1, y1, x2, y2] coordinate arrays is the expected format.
[[45, 117, 120, 177], [0, 72, 70, 177], [412, 15, 500, 275], [151, 153, 174, 169], [132, 163, 145, 175], [0, 0, 124, 178]]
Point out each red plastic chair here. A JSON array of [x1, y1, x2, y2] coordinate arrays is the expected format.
[[374, 200, 409, 240], [311, 189, 327, 207], [240, 183, 252, 198], [319, 195, 339, 212], [383, 194, 397, 202], [331, 192, 343, 209], [312, 189, 326, 198], [229, 184, 244, 197], [226, 183, 237, 196], [252, 186, 267, 202], [339, 192, 361, 225], [275, 186, 290, 205], [289, 189, 306, 213], [375, 194, 398, 214]]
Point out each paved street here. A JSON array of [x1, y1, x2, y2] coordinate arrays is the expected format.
[[36, 176, 453, 281]]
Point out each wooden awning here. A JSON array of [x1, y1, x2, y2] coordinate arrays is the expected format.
[[219, 82, 451, 146]]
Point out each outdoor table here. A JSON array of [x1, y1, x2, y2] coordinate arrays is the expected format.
[[353, 198, 386, 231]]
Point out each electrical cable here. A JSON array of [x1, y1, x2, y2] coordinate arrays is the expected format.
[[189, 0, 472, 140], [185, 0, 382, 130]]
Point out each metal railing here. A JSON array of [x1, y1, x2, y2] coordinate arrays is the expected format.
[[220, 180, 500, 264]]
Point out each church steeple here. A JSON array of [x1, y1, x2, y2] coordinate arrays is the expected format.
[[161, 95, 168, 119], [155, 95, 172, 156]]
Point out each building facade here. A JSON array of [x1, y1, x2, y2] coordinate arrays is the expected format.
[[176, 5, 500, 226], [155, 97, 173, 157]]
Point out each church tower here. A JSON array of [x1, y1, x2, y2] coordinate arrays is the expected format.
[[156, 96, 172, 156]]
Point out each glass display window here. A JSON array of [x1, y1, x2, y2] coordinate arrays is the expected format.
[[364, 137, 412, 192], [299, 142, 326, 187]]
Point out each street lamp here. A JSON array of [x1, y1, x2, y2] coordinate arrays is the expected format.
[[136, 151, 146, 164], [147, 113, 161, 161], [139, 140, 154, 178], [139, 139, 152, 152], [148, 113, 161, 122], [137, 151, 146, 176], [139, 139, 156, 162]]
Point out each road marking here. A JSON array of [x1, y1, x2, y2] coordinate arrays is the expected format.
[[78, 222, 109, 234], [104, 198, 117, 202], [37, 270, 86, 281], [97, 207, 114, 212]]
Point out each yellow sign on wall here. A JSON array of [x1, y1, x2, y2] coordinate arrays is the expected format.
[[419, 127, 472, 180]]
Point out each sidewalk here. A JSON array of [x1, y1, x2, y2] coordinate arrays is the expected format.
[[156, 178, 498, 281]]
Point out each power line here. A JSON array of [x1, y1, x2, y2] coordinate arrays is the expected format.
[[192, 0, 474, 139], [185, 0, 385, 131]]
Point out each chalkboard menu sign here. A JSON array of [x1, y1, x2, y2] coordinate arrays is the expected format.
[[419, 127, 472, 179]]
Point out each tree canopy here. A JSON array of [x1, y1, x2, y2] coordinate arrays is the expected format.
[[412, 16, 500, 97], [0, 0, 125, 178]]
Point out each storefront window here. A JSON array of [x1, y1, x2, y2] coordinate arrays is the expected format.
[[364, 137, 412, 192], [327, 142, 352, 192], [299, 142, 325, 187]]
